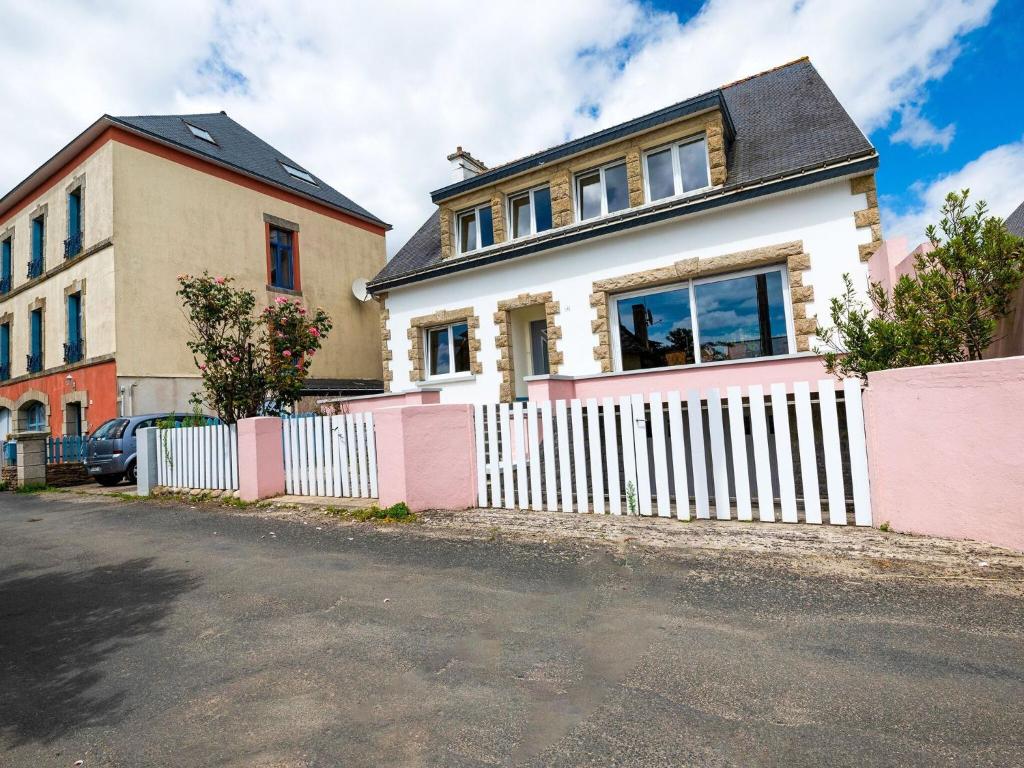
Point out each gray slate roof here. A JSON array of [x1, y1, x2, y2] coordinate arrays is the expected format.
[[1007, 201, 1024, 237], [374, 58, 873, 288], [111, 112, 387, 228]]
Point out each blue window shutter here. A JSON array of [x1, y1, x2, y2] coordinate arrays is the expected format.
[[68, 191, 81, 235], [0, 323, 9, 366], [1, 239, 10, 277], [31, 310, 42, 357], [67, 294, 81, 344], [32, 218, 43, 260]]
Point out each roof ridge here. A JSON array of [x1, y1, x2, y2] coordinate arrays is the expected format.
[[719, 56, 811, 90], [112, 111, 230, 120]]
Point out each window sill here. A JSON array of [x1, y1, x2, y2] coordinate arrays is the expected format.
[[266, 284, 302, 297], [417, 373, 476, 386]]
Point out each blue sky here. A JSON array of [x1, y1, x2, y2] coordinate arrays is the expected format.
[[0, 0, 1020, 252]]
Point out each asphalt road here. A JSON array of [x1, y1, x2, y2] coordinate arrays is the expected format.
[[1, 493, 1021, 767]]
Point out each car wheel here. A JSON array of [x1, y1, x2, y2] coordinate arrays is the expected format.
[[124, 461, 137, 485], [95, 474, 124, 487]]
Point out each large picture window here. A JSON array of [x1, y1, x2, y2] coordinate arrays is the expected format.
[[426, 322, 470, 377], [456, 204, 494, 255], [613, 266, 791, 371], [643, 136, 711, 203]]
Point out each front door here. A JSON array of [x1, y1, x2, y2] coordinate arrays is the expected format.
[[66, 403, 82, 436], [530, 319, 549, 376]]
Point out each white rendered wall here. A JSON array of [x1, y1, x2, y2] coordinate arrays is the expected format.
[[384, 178, 873, 404]]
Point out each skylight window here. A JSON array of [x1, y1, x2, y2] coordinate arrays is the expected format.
[[280, 162, 317, 185], [185, 122, 216, 144]]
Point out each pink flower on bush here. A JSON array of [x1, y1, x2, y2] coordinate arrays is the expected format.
[[214, 276, 226, 285], [231, 356, 240, 363], [199, 363, 208, 371], [309, 327, 320, 337], [307, 349, 315, 356], [282, 350, 292, 358], [275, 296, 289, 304]]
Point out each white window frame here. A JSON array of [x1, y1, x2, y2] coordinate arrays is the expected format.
[[507, 185, 552, 240], [574, 159, 628, 222], [609, 263, 796, 372], [424, 322, 472, 380], [642, 134, 712, 204], [454, 203, 492, 256]]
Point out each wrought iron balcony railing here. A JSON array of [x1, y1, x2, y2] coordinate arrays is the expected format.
[[0, 363, 9, 382], [64, 339, 84, 364], [26, 353, 43, 374], [64, 231, 83, 259], [0, 274, 10, 294], [27, 257, 44, 279]]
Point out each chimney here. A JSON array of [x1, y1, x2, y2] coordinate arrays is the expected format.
[[447, 146, 487, 182]]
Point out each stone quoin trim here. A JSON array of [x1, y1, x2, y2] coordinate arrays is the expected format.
[[61, 389, 90, 434], [493, 292, 564, 402], [406, 307, 482, 383], [376, 294, 392, 390], [851, 174, 882, 262], [12, 388, 51, 432], [589, 240, 816, 371]]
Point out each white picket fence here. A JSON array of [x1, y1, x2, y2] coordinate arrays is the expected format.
[[282, 414, 378, 498], [473, 379, 871, 526], [156, 423, 239, 491]]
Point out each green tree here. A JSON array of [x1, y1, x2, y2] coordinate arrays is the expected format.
[[817, 190, 1024, 379], [177, 272, 332, 422]]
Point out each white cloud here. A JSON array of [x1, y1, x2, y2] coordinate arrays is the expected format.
[[0, 0, 999, 258], [883, 139, 1024, 242], [890, 106, 956, 150]]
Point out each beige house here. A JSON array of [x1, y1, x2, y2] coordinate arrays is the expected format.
[[0, 112, 387, 438]]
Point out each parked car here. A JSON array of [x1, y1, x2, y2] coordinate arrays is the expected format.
[[85, 413, 195, 486]]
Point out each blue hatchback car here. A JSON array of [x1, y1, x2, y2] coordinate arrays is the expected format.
[[85, 413, 187, 486]]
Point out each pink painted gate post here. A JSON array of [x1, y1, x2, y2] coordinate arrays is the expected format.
[[237, 416, 286, 502], [373, 404, 478, 512]]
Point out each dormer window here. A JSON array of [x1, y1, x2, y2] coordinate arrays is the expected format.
[[508, 186, 553, 239], [455, 204, 494, 255], [575, 161, 628, 221], [281, 162, 317, 185], [185, 122, 216, 144], [644, 135, 711, 203]]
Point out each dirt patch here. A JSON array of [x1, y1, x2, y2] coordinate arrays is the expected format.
[[51, 490, 1024, 595]]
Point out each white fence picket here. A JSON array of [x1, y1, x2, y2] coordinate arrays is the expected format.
[[631, 393, 652, 517], [707, 388, 730, 521], [686, 390, 710, 519], [474, 404, 488, 507], [570, 399, 588, 513], [602, 397, 621, 516], [541, 401, 557, 512], [726, 387, 752, 522], [793, 381, 822, 525], [345, 415, 358, 496], [555, 400, 573, 512], [818, 380, 847, 525], [843, 379, 873, 526], [527, 403, 543, 511], [747, 386, 774, 522], [585, 399, 605, 515], [513, 402, 529, 510], [365, 413, 378, 498], [486, 403, 501, 507], [649, 393, 671, 518], [770, 384, 798, 523], [618, 396, 638, 515], [666, 391, 689, 520], [499, 403, 514, 509]]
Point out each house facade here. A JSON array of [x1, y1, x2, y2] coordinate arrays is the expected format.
[[0, 112, 387, 438], [369, 58, 881, 404]]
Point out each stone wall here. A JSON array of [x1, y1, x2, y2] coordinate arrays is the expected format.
[[851, 175, 883, 261], [46, 462, 92, 487]]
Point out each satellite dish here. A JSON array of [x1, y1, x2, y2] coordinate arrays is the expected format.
[[351, 277, 372, 302]]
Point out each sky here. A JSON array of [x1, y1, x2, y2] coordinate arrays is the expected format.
[[0, 0, 1021, 258]]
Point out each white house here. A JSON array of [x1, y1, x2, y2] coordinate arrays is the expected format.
[[368, 57, 882, 405]]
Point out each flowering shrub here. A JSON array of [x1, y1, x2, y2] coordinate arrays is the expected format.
[[177, 273, 333, 422]]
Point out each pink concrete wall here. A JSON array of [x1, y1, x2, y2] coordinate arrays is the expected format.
[[527, 355, 834, 402], [237, 416, 286, 502], [322, 390, 440, 415], [374, 404, 478, 512], [864, 356, 1024, 551]]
